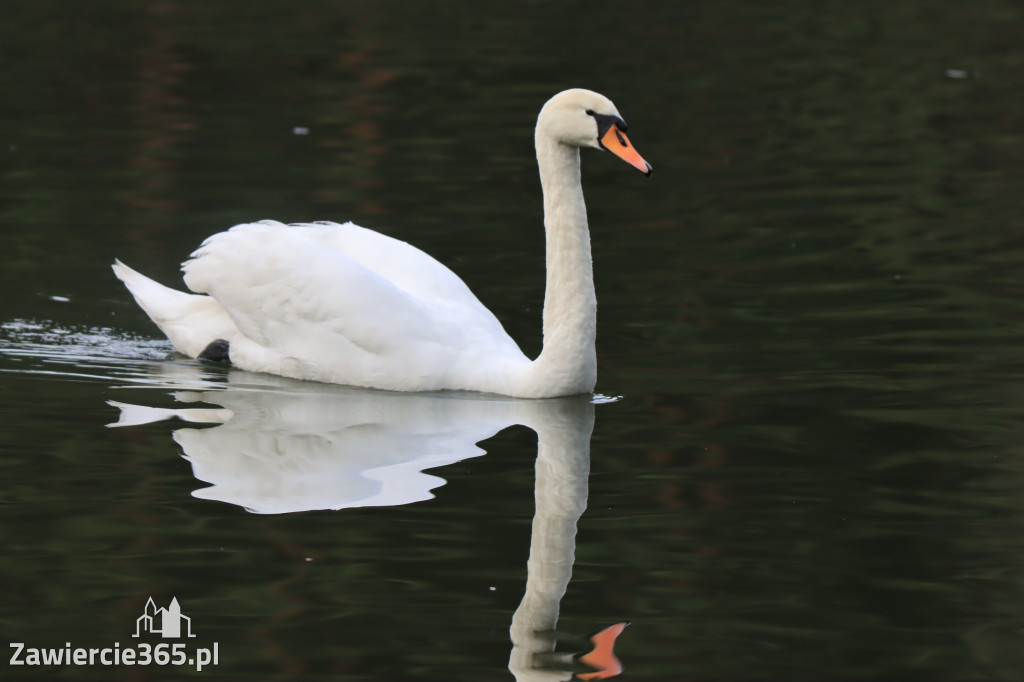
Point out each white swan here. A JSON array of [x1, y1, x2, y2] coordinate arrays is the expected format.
[[113, 88, 650, 398]]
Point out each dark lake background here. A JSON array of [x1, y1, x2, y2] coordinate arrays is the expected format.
[[3, 1, 1024, 680]]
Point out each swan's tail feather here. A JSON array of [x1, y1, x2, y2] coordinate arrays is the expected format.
[[112, 260, 239, 357], [113, 260, 199, 323]]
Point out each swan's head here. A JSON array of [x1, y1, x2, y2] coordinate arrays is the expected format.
[[537, 89, 652, 176]]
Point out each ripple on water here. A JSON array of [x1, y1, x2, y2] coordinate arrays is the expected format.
[[0, 319, 212, 387]]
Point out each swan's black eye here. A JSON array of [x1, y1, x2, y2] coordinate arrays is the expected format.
[[585, 109, 595, 116]]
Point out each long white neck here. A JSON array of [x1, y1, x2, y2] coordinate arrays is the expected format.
[[520, 132, 597, 398]]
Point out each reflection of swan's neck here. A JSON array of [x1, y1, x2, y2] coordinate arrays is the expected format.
[[509, 400, 594, 681], [524, 132, 597, 398]]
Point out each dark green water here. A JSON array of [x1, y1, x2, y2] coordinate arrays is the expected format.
[[3, 1, 1024, 680]]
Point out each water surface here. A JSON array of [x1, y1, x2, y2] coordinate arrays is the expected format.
[[3, 1, 1024, 680]]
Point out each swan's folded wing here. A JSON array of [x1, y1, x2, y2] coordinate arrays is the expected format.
[[181, 222, 525, 369], [291, 221, 488, 310]]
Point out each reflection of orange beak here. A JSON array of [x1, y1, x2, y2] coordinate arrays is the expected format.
[[576, 621, 629, 680], [600, 126, 652, 176]]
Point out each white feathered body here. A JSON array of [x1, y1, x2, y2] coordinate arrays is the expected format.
[[114, 220, 534, 394]]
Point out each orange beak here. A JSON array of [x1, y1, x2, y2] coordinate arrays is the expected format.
[[600, 126, 652, 176]]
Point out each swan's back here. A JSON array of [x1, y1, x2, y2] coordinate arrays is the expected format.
[[290, 222, 485, 308]]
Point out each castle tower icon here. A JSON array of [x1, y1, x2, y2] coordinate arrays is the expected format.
[[133, 597, 196, 638]]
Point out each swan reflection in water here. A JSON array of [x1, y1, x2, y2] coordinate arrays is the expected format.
[[108, 369, 627, 680]]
